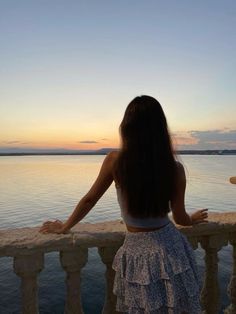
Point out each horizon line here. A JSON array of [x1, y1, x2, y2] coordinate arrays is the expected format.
[[0, 148, 235, 157]]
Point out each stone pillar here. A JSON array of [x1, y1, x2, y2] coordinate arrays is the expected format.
[[187, 236, 199, 250], [200, 235, 228, 314], [14, 253, 44, 314], [98, 246, 120, 314], [60, 248, 88, 314], [224, 235, 236, 314]]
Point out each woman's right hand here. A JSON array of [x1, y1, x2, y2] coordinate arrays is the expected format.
[[39, 220, 67, 234], [190, 209, 208, 224]]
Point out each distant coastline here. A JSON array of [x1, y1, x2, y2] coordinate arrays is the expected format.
[[0, 148, 236, 156]]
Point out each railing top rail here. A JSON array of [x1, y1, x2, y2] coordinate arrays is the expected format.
[[0, 212, 235, 257]]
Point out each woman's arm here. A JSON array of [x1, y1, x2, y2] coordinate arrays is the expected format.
[[40, 151, 116, 234], [170, 162, 208, 226]]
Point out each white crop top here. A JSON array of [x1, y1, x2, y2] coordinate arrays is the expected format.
[[116, 185, 170, 228]]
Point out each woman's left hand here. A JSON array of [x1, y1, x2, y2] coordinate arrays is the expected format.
[[190, 209, 208, 224], [39, 220, 66, 234]]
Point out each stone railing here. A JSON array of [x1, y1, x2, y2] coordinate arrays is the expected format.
[[0, 212, 236, 314]]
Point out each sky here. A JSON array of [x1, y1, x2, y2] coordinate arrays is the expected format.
[[0, 0, 236, 152]]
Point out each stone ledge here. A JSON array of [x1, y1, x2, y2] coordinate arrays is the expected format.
[[0, 212, 235, 257]]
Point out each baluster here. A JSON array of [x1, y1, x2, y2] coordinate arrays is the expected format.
[[60, 248, 88, 314], [14, 253, 44, 314], [200, 235, 228, 314], [224, 235, 236, 314], [187, 236, 199, 250], [98, 246, 120, 314]]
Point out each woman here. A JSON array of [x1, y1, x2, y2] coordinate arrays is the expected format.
[[40, 95, 208, 313]]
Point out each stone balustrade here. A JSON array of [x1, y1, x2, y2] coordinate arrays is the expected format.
[[0, 212, 236, 314]]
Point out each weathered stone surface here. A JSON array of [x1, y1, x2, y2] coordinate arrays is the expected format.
[[0, 212, 236, 313], [14, 253, 44, 314], [0, 227, 73, 256], [177, 212, 236, 236], [98, 246, 121, 314], [0, 212, 235, 257], [60, 248, 88, 314], [72, 220, 126, 247]]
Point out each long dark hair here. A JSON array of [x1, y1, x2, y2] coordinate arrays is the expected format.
[[114, 95, 178, 218]]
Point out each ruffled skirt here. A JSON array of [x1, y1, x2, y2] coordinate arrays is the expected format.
[[112, 221, 202, 314]]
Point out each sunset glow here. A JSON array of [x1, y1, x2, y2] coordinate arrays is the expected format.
[[1, 1, 236, 152]]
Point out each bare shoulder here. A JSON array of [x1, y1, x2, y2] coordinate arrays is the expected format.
[[101, 151, 119, 169], [175, 161, 186, 181], [106, 150, 119, 162], [176, 160, 184, 172], [105, 151, 120, 182]]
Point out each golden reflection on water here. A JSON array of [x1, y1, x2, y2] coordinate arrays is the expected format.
[[0, 155, 235, 229]]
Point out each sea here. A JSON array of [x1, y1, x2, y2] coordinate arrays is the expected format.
[[0, 155, 235, 314]]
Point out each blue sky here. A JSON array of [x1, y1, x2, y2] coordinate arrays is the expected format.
[[0, 0, 236, 151]]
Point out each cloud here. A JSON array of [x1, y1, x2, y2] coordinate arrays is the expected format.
[[2, 140, 31, 145], [78, 140, 99, 144], [172, 133, 199, 146], [190, 129, 236, 148], [3, 140, 21, 144], [175, 129, 236, 149]]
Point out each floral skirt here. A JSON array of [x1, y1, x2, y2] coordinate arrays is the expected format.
[[112, 221, 202, 314]]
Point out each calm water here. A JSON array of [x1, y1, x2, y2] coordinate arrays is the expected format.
[[0, 155, 235, 313]]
